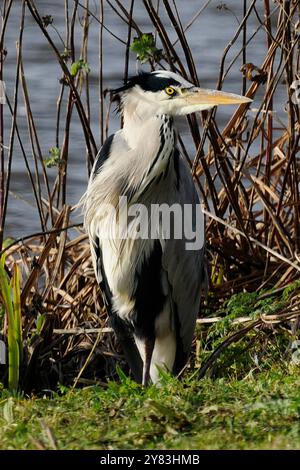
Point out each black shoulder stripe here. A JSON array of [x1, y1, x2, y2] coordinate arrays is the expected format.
[[147, 123, 166, 175], [92, 134, 114, 179], [173, 148, 180, 190]]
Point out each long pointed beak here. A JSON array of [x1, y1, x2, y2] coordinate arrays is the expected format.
[[184, 88, 252, 106]]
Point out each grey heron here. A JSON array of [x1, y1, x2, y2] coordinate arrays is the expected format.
[[84, 70, 251, 385]]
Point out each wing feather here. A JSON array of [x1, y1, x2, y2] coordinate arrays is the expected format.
[[161, 155, 207, 372]]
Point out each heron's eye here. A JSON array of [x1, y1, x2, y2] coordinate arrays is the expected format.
[[165, 86, 176, 96]]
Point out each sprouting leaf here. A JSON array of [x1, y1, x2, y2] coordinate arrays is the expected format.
[[43, 147, 64, 168], [71, 59, 91, 77], [42, 15, 53, 28], [71, 62, 80, 77], [216, 3, 229, 11], [49, 146, 60, 158], [130, 33, 162, 64]]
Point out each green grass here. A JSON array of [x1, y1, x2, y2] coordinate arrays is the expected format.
[[1, 285, 300, 450], [1, 368, 300, 450]]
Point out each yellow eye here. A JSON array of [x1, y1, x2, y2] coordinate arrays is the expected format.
[[165, 86, 175, 96]]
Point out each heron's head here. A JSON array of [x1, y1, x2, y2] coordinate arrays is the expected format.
[[113, 70, 251, 117]]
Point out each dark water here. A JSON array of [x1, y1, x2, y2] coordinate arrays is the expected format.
[[2, 1, 285, 237]]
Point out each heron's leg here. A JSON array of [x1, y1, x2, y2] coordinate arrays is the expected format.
[[150, 329, 176, 383], [142, 337, 155, 386]]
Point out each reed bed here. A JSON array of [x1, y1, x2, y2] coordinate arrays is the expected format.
[[0, 0, 299, 391]]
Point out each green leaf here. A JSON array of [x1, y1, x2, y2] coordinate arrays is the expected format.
[[71, 59, 91, 77], [11, 264, 23, 364], [0, 255, 14, 328], [130, 33, 162, 63], [71, 62, 79, 77], [49, 146, 60, 158], [0, 255, 20, 391], [43, 147, 64, 168]]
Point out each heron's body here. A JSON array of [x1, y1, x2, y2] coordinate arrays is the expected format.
[[84, 70, 251, 384]]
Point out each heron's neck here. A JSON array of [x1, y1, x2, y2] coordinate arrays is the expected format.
[[122, 95, 174, 150], [121, 97, 176, 193]]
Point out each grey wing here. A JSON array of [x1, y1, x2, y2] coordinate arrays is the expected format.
[[88, 136, 143, 382], [162, 155, 207, 372]]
